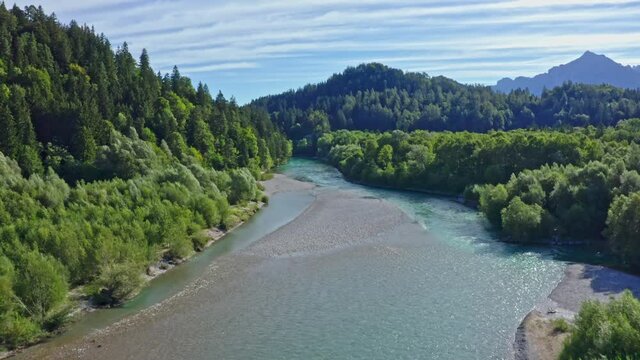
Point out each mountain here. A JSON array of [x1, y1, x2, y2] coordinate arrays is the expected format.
[[494, 51, 640, 95]]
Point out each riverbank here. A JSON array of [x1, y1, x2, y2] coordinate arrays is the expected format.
[[143, 201, 261, 282], [0, 199, 264, 360], [514, 263, 640, 360], [13, 172, 422, 359]]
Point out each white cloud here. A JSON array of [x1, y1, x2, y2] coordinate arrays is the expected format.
[[180, 62, 258, 73], [9, 0, 640, 101]]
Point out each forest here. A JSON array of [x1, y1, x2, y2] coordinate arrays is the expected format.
[[0, 4, 290, 348], [3, 2, 640, 356], [313, 121, 640, 269], [252, 63, 640, 153]]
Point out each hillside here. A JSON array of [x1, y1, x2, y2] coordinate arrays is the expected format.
[[0, 4, 290, 348], [494, 51, 640, 95], [251, 63, 640, 152]]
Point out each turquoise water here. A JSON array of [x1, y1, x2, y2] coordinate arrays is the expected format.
[[22, 158, 571, 359], [270, 158, 567, 359]]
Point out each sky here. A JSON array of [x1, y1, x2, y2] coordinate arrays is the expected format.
[[11, 0, 640, 104]]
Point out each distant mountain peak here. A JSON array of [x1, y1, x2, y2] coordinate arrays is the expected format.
[[581, 50, 599, 58], [494, 52, 640, 95], [573, 51, 615, 65]]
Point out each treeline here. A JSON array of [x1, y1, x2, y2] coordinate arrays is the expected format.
[[313, 121, 640, 268], [316, 128, 603, 193], [251, 63, 640, 151], [0, 4, 290, 349]]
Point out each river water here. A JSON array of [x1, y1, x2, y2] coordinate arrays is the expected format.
[[274, 158, 567, 359], [23, 158, 578, 359]]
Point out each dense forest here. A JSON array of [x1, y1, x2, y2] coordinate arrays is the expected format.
[[313, 121, 640, 268], [252, 63, 640, 153], [0, 4, 290, 348]]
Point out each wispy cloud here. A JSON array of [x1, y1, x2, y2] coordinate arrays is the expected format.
[[10, 0, 640, 103], [180, 62, 258, 73]]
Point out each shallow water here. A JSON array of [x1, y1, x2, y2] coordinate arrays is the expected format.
[[270, 158, 568, 359], [22, 158, 577, 359], [18, 190, 314, 354]]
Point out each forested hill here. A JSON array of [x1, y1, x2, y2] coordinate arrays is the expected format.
[[251, 63, 640, 150], [0, 4, 290, 348], [0, 4, 290, 178]]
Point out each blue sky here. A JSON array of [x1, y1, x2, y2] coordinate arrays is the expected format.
[[12, 0, 640, 103]]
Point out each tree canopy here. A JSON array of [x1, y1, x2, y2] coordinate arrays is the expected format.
[[0, 4, 291, 349], [252, 63, 640, 154]]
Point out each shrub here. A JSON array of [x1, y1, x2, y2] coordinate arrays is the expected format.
[[167, 236, 193, 260], [551, 318, 571, 333], [560, 290, 640, 360], [228, 168, 258, 204], [191, 232, 210, 252], [13, 251, 68, 321], [92, 262, 143, 306], [0, 312, 41, 348]]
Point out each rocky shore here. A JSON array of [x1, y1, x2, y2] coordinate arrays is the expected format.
[[514, 263, 640, 360]]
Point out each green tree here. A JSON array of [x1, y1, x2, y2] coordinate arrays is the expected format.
[[377, 144, 394, 170], [479, 184, 509, 227], [606, 193, 640, 267], [14, 251, 68, 321], [501, 196, 544, 242]]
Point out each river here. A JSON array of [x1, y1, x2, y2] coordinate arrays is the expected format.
[[20, 158, 586, 359]]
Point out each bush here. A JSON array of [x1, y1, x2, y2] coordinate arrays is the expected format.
[[191, 232, 210, 252], [0, 312, 41, 349], [192, 196, 222, 227], [560, 290, 640, 360], [228, 168, 258, 204], [167, 236, 193, 260], [551, 318, 571, 333], [92, 262, 143, 306], [13, 251, 68, 321]]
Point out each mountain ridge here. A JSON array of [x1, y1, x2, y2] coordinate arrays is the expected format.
[[494, 51, 640, 95]]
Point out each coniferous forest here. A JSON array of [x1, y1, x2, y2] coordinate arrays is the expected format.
[[0, 4, 290, 348]]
